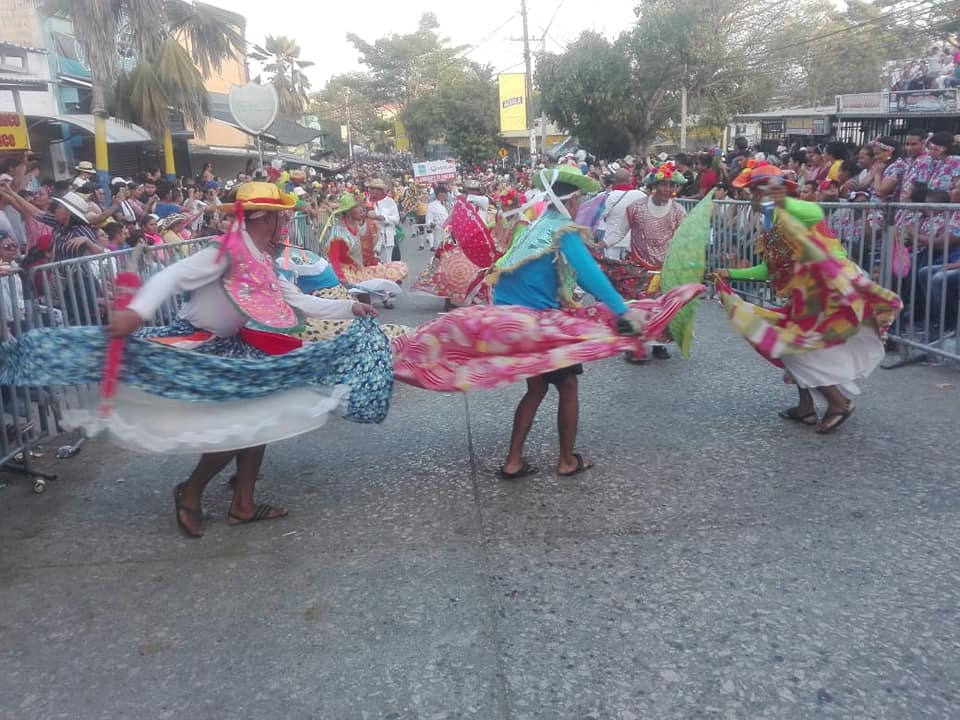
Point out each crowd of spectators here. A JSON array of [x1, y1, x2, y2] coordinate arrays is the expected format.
[[890, 46, 960, 91]]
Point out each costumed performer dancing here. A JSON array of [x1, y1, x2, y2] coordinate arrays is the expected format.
[[321, 193, 409, 292], [0, 182, 393, 538], [713, 163, 902, 434], [393, 166, 705, 478]]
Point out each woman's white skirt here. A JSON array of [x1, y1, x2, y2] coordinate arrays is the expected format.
[[781, 324, 884, 398]]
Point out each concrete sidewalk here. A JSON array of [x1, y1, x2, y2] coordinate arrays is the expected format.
[[2, 292, 959, 719]]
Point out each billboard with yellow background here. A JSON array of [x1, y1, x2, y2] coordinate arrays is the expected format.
[[498, 74, 527, 133]]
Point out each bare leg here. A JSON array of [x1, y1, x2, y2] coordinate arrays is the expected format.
[[502, 376, 549, 475], [177, 450, 238, 536], [555, 375, 587, 475], [815, 385, 855, 433], [796, 387, 815, 415], [227, 444, 287, 523]]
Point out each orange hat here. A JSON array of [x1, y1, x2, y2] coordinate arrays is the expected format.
[[732, 160, 797, 191]]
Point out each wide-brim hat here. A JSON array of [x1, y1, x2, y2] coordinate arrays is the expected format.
[[334, 192, 359, 214], [51, 191, 90, 224], [75, 161, 95, 173], [532, 165, 601, 195], [233, 181, 296, 212], [366, 178, 389, 191], [732, 163, 797, 191], [160, 213, 187, 230]]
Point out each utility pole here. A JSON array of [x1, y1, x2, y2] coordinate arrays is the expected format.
[[345, 86, 354, 162], [679, 63, 687, 152], [520, 0, 536, 163]]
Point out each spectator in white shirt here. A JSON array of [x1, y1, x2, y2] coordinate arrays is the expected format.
[[599, 169, 646, 259], [366, 178, 400, 262], [424, 185, 450, 251]]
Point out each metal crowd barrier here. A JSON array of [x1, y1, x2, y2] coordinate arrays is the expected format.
[[0, 237, 209, 492], [288, 211, 321, 254], [674, 197, 959, 366]]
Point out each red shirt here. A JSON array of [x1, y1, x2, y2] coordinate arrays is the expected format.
[[698, 168, 719, 192]]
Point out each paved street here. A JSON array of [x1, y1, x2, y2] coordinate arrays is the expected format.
[[2, 245, 959, 719]]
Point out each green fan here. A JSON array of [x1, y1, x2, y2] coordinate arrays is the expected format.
[[660, 190, 714, 358]]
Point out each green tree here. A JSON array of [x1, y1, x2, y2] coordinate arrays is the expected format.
[[309, 73, 392, 152], [249, 35, 315, 116], [39, 0, 245, 178], [434, 64, 500, 165], [346, 13, 467, 107]]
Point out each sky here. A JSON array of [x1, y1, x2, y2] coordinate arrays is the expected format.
[[202, 0, 639, 88]]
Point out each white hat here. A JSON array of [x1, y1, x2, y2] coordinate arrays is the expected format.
[[293, 186, 307, 197], [623, 154, 636, 165], [110, 176, 128, 187], [656, 152, 668, 162], [51, 192, 90, 224], [75, 160, 95, 173], [609, 162, 621, 172]]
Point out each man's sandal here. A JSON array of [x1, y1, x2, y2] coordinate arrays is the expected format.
[[778, 407, 819, 426], [227, 504, 288, 525], [497, 461, 539, 480], [173, 482, 203, 539], [558, 453, 594, 477]]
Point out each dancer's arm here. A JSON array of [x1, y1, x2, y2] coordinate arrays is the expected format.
[[279, 277, 359, 320], [723, 262, 769, 281], [559, 232, 628, 315], [127, 247, 225, 320]]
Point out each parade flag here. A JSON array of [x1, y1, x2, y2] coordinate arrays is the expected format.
[[498, 74, 527, 133], [660, 190, 714, 358]]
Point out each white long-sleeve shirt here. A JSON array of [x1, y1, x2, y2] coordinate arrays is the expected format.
[[128, 241, 355, 337], [600, 189, 647, 258], [374, 197, 400, 249]]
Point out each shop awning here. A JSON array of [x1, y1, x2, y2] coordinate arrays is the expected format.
[[27, 114, 153, 143]]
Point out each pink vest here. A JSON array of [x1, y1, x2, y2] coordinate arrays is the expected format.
[[214, 231, 303, 333]]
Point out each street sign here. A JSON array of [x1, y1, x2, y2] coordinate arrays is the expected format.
[[0, 112, 30, 150], [228, 82, 279, 135], [497, 148, 509, 158]]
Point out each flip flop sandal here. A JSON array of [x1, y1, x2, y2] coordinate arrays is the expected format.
[[496, 461, 539, 480], [558, 452, 594, 477], [173, 483, 203, 539], [778, 407, 819, 426], [816, 406, 855, 435], [227, 504, 288, 525]]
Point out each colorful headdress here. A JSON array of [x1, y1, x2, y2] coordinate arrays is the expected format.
[[498, 187, 527, 211], [644, 161, 687, 186]]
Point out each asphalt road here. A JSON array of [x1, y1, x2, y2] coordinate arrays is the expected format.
[[2, 241, 959, 720]]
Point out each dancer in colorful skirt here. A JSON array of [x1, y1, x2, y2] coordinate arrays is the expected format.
[[321, 193, 408, 286], [276, 244, 410, 341], [393, 166, 704, 478], [713, 164, 902, 434], [1, 183, 393, 537]]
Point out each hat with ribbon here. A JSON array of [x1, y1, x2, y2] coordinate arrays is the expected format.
[[366, 177, 389, 192], [532, 165, 601, 195], [75, 160, 95, 173], [229, 181, 296, 214]]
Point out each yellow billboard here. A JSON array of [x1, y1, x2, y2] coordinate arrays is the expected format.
[[0, 113, 30, 150], [394, 119, 410, 152], [498, 73, 527, 133]]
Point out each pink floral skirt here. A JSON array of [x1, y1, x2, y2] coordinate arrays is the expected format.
[[392, 284, 703, 391]]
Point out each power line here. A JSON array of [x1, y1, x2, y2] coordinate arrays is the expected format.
[[456, 11, 520, 60]]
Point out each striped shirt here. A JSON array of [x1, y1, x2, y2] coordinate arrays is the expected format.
[[37, 212, 97, 261]]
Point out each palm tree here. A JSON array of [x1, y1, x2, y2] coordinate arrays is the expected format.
[[249, 35, 314, 116], [37, 1, 245, 182]]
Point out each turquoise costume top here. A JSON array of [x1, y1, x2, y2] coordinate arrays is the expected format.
[[491, 210, 628, 315]]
